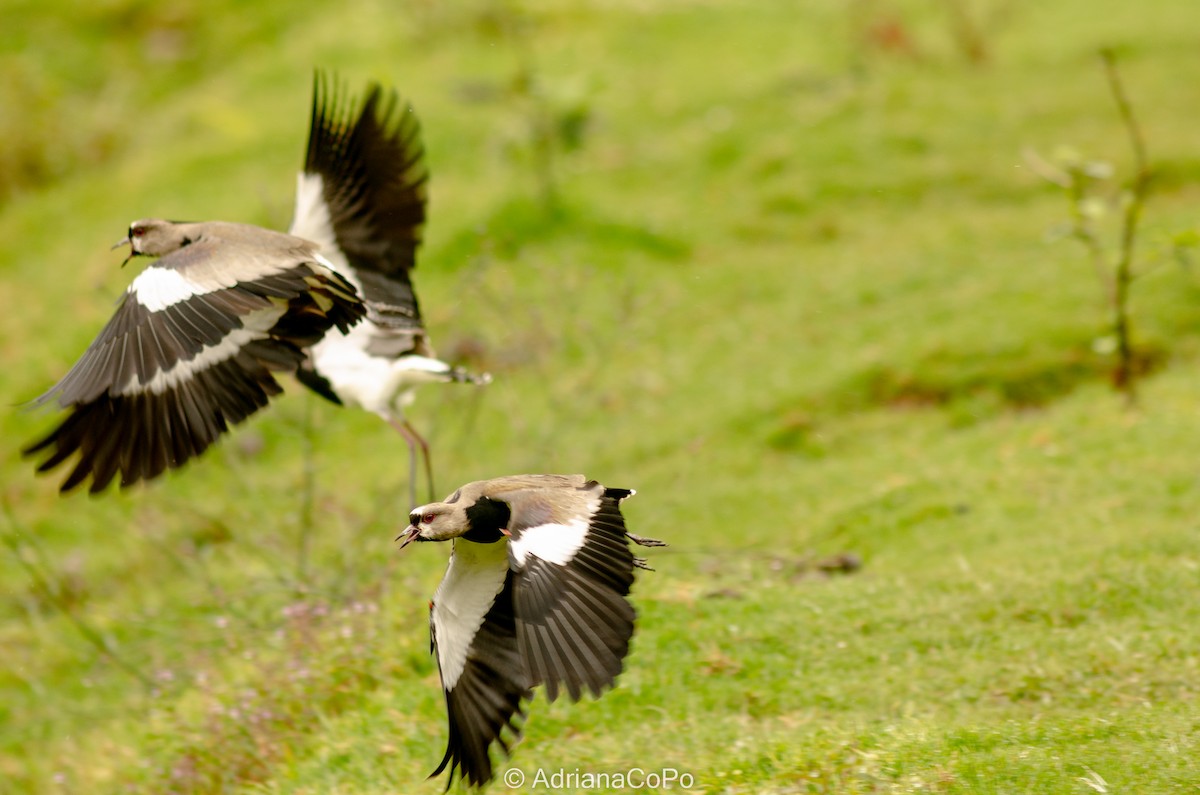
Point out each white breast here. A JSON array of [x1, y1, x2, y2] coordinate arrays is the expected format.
[[431, 539, 510, 689], [308, 328, 455, 417]]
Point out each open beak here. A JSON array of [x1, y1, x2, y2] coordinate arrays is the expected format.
[[396, 524, 422, 549], [112, 236, 135, 267]]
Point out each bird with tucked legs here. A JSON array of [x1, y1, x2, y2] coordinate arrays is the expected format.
[[398, 474, 665, 788]]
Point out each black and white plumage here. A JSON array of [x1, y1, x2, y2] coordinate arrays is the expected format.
[[26, 73, 487, 497], [24, 219, 364, 493], [289, 73, 489, 506], [397, 474, 665, 788]]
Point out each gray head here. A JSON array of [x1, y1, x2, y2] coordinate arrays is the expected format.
[[114, 219, 192, 260], [399, 498, 470, 547], [396, 475, 601, 550], [398, 479, 527, 547]]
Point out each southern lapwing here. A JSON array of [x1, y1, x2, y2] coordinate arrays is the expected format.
[[397, 474, 665, 788], [25, 73, 486, 498], [289, 73, 490, 507], [24, 220, 364, 493]]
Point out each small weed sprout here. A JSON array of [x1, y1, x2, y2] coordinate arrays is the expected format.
[[501, 63, 594, 213], [1027, 49, 1153, 405]]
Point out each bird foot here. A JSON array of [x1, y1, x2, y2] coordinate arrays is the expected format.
[[451, 367, 492, 385]]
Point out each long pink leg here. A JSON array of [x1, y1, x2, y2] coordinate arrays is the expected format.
[[389, 418, 435, 507]]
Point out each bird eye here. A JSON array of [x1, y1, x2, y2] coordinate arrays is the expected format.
[[422, 512, 436, 524], [131, 226, 145, 238]]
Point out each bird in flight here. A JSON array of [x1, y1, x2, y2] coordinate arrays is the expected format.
[[398, 474, 665, 788], [24, 217, 364, 493], [26, 73, 487, 500], [290, 72, 490, 507]]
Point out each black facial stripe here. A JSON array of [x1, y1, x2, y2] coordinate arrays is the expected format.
[[462, 497, 510, 544]]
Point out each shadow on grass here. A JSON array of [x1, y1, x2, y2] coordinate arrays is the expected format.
[[840, 343, 1167, 412], [766, 340, 1168, 453]]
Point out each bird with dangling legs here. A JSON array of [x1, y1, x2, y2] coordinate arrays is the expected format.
[[397, 474, 666, 788], [23, 218, 365, 494], [289, 72, 490, 508], [24, 72, 488, 502]]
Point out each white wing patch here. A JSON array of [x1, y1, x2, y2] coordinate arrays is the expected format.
[[509, 516, 590, 568], [290, 174, 335, 248], [291, 172, 451, 419], [290, 173, 355, 274], [131, 266, 230, 312], [431, 539, 509, 689]]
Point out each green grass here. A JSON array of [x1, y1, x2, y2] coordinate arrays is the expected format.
[[4, 1, 1200, 792]]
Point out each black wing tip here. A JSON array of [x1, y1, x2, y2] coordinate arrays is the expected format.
[[306, 69, 417, 174], [428, 748, 456, 791], [22, 431, 54, 458], [429, 699, 530, 790], [23, 352, 290, 496], [30, 445, 152, 496], [431, 572, 531, 789], [294, 363, 344, 406], [602, 486, 636, 503], [23, 419, 104, 494], [302, 69, 429, 279]]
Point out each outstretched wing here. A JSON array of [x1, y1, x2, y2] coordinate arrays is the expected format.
[[504, 482, 641, 702], [25, 236, 363, 493], [429, 539, 531, 788], [291, 70, 428, 332]]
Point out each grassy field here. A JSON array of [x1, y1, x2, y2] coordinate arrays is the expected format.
[[4, 1, 1200, 792]]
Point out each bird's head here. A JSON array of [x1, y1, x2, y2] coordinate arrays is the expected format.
[[397, 502, 462, 548], [113, 219, 189, 264]]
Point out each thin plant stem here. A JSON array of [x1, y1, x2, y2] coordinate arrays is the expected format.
[[1100, 48, 1152, 405], [296, 392, 318, 592]]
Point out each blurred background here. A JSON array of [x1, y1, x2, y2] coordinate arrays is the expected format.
[[3, 1, 1200, 792]]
